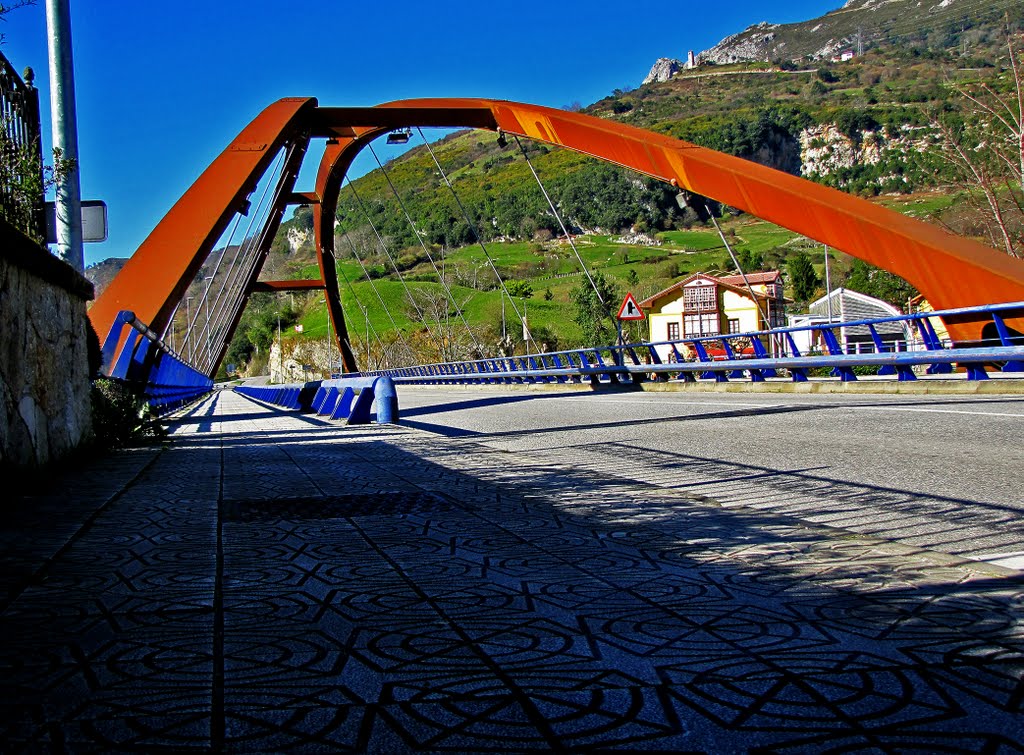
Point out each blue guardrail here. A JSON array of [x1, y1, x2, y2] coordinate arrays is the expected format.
[[363, 301, 1024, 386], [100, 310, 212, 415]]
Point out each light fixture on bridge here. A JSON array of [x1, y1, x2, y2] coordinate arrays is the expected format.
[[386, 128, 412, 145]]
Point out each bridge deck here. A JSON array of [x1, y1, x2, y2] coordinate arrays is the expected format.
[[2, 389, 1022, 750]]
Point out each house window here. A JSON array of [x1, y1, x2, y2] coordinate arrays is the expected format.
[[684, 313, 720, 336], [667, 322, 680, 341], [683, 284, 716, 311], [729, 318, 741, 334]]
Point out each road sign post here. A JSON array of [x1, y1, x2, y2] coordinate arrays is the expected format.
[[616, 293, 645, 366]]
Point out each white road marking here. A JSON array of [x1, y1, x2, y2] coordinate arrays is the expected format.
[[548, 395, 1024, 418], [863, 406, 1024, 419], [548, 396, 777, 409], [974, 550, 1024, 571]]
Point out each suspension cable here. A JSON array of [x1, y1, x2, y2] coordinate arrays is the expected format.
[[368, 143, 483, 353], [177, 210, 244, 359], [179, 147, 287, 364], [513, 135, 605, 305], [200, 149, 287, 363], [704, 199, 769, 327], [416, 127, 535, 352], [333, 253, 388, 369], [345, 178, 445, 354], [339, 229, 417, 363], [184, 211, 243, 352], [201, 145, 298, 372]]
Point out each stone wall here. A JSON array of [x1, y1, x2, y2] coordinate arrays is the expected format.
[[0, 219, 94, 467]]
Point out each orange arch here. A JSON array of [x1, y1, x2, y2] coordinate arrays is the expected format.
[[313, 98, 1024, 350], [92, 97, 1024, 375]]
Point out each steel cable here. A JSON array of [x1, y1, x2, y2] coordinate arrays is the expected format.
[[368, 142, 483, 353], [416, 127, 536, 353], [339, 229, 417, 364], [345, 178, 446, 355], [513, 135, 606, 305]]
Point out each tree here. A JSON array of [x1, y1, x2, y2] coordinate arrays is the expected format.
[[787, 252, 820, 302], [626, 268, 640, 287], [570, 271, 619, 346], [932, 34, 1023, 258], [737, 249, 765, 272], [506, 280, 534, 299], [409, 288, 479, 363]]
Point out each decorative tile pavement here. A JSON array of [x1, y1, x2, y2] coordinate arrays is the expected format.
[[2, 390, 1022, 752]]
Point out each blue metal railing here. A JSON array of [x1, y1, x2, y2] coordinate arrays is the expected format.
[[100, 310, 212, 414], [362, 301, 1024, 386]]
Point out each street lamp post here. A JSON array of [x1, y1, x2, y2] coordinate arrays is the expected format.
[[45, 0, 84, 272]]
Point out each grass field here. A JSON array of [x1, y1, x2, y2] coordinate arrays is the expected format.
[[278, 191, 943, 355]]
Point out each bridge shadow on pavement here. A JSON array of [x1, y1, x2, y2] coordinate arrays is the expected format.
[[401, 402, 822, 439], [1, 391, 1022, 751]]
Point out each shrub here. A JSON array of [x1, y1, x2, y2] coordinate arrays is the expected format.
[[91, 378, 166, 449]]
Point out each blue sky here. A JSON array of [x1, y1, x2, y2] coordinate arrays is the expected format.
[[4, 0, 842, 266]]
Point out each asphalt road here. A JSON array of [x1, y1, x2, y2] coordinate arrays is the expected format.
[[396, 386, 1024, 569]]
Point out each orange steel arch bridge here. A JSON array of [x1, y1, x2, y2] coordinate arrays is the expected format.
[[90, 96, 1024, 378]]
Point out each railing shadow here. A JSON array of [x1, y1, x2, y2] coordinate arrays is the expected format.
[[4, 399, 1024, 749]]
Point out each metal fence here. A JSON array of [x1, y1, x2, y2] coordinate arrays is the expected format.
[[0, 51, 45, 242], [363, 302, 1024, 386]]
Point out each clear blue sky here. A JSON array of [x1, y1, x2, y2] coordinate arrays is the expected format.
[[3, 0, 842, 266]]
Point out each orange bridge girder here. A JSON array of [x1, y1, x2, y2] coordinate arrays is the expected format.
[[91, 97, 1024, 377]]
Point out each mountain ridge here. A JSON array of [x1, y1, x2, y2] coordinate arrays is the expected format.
[[673, 0, 1022, 69]]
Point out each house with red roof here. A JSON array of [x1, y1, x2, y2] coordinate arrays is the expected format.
[[640, 270, 788, 360]]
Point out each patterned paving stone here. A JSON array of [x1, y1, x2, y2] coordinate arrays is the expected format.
[[1, 389, 1022, 751]]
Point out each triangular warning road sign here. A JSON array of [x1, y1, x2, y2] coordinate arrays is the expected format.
[[617, 292, 646, 321]]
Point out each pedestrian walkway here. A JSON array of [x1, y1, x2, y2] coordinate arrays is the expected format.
[[2, 389, 1023, 751]]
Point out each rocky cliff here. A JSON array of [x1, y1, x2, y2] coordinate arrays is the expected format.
[[643, 58, 685, 85]]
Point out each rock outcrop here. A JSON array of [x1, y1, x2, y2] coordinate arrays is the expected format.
[[799, 123, 937, 185], [643, 58, 685, 85], [286, 227, 312, 254], [699, 22, 782, 65]]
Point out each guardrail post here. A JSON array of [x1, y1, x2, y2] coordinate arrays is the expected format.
[[991, 313, 1024, 372], [964, 363, 990, 381], [916, 319, 953, 374], [692, 341, 725, 382], [750, 336, 776, 378], [330, 386, 356, 420], [720, 339, 746, 380], [646, 346, 669, 382], [867, 325, 896, 376], [784, 333, 808, 382], [820, 327, 857, 382]]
